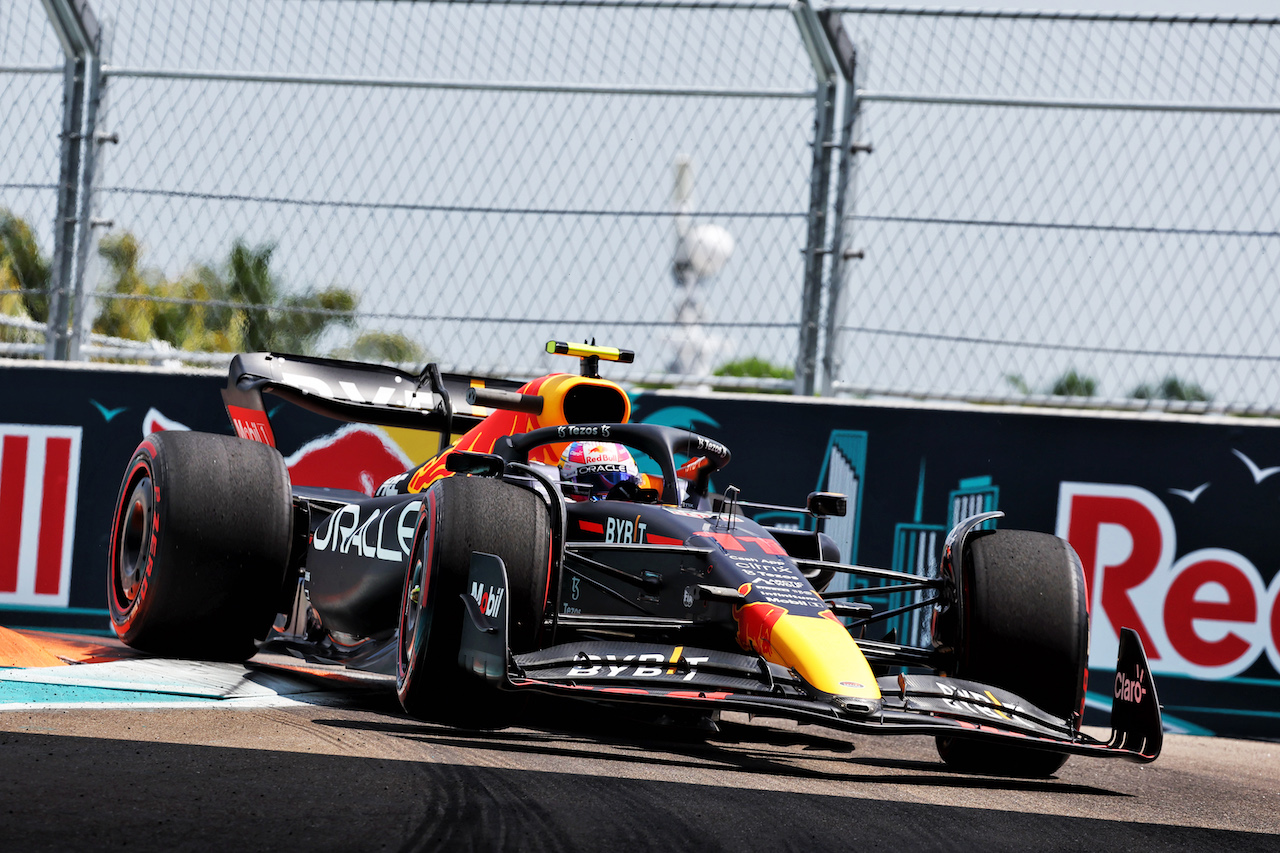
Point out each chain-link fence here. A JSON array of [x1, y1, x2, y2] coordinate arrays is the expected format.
[[0, 0, 67, 356], [5, 0, 842, 386], [826, 8, 1280, 413], [5, 3, 1280, 410]]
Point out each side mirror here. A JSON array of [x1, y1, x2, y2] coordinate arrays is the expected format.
[[807, 491, 847, 518]]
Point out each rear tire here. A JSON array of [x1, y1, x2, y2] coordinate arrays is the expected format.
[[397, 475, 552, 725], [107, 431, 293, 661], [936, 529, 1089, 777]]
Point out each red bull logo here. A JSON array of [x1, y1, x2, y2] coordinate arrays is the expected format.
[[142, 407, 190, 435], [734, 598, 789, 658], [287, 425, 412, 496], [143, 406, 411, 498], [733, 583, 881, 700]]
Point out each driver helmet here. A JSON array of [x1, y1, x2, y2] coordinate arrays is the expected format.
[[559, 441, 641, 501]]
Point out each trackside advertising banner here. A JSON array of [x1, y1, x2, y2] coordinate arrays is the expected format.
[[630, 391, 1280, 742], [0, 361, 391, 630], [2, 360, 1277, 740]]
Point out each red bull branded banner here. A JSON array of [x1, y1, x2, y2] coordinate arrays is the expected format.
[[0, 362, 424, 632], [0, 425, 81, 607], [633, 391, 1280, 741], [3, 360, 1278, 740]]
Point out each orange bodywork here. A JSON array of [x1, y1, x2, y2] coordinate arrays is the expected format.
[[406, 372, 632, 493]]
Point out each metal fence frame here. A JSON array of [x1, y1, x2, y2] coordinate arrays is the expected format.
[[13, 3, 1280, 411], [821, 6, 1280, 413], [20, 0, 859, 389], [35, 0, 101, 361]]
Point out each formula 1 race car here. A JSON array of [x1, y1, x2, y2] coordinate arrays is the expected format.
[[107, 341, 1163, 777]]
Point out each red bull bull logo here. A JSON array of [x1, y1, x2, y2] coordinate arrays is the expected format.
[[287, 425, 412, 496], [734, 598, 789, 658], [733, 583, 881, 701]]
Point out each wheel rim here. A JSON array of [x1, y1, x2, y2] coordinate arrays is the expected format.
[[399, 551, 426, 675], [116, 476, 153, 606]]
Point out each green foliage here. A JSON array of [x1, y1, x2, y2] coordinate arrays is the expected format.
[[714, 357, 794, 380], [1009, 369, 1213, 406], [223, 241, 356, 353], [1050, 369, 1097, 397], [1003, 373, 1032, 395], [1132, 376, 1211, 402], [0, 209, 51, 330], [711, 356, 795, 394], [93, 233, 357, 356], [94, 232, 240, 352], [1006, 368, 1099, 398], [335, 331, 426, 364]]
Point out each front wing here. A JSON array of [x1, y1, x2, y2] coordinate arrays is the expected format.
[[460, 552, 1162, 763]]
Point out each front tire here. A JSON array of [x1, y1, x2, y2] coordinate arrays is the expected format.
[[107, 431, 293, 660], [936, 529, 1089, 777], [397, 475, 552, 724]]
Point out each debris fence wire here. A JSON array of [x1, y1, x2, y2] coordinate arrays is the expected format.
[[4, 2, 1279, 411]]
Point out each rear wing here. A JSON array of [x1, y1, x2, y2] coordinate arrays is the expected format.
[[221, 352, 526, 446]]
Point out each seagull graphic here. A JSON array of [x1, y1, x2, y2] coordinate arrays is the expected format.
[[1168, 483, 1210, 503], [1231, 449, 1280, 484], [90, 399, 127, 421]]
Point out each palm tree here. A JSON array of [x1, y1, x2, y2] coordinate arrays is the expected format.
[[337, 331, 426, 364], [93, 233, 357, 357], [0, 209, 51, 331], [223, 240, 356, 353]]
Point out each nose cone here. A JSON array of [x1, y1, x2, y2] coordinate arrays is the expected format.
[[736, 602, 881, 701]]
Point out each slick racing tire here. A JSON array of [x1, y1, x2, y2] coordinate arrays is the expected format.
[[936, 529, 1089, 778], [107, 431, 293, 661], [397, 474, 552, 725]]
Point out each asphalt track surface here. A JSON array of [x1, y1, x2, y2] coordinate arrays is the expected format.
[[1, 630, 1277, 852]]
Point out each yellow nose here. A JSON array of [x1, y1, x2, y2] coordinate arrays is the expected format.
[[760, 612, 882, 700]]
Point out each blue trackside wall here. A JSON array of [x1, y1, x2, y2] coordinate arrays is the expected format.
[[3, 360, 1278, 741]]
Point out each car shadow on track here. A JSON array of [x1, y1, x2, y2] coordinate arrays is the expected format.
[[311, 696, 1127, 798]]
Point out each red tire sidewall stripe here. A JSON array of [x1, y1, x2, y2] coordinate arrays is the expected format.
[[108, 448, 158, 636]]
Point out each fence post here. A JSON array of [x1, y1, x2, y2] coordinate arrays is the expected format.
[[68, 51, 104, 361], [791, 0, 838, 397], [818, 11, 861, 398], [45, 56, 84, 360], [40, 0, 100, 361]]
